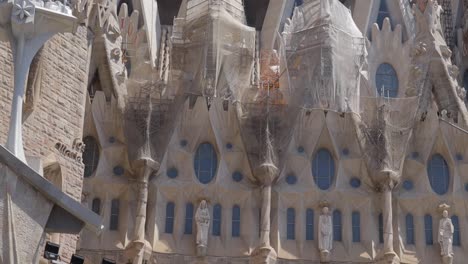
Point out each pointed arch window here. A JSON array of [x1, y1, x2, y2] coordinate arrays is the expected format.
[[306, 209, 314, 240], [287, 208, 296, 240], [452, 215, 461, 246], [184, 203, 194, 234], [377, 0, 390, 28], [312, 149, 335, 190], [213, 204, 222, 236], [427, 154, 450, 195], [165, 202, 175, 234], [376, 63, 398, 98], [91, 198, 101, 215], [424, 214, 433, 245], [83, 136, 99, 178], [352, 211, 361, 242], [232, 205, 241, 237], [379, 213, 384, 243], [194, 143, 218, 184], [110, 199, 120, 231], [333, 210, 342, 241], [406, 214, 415, 245]]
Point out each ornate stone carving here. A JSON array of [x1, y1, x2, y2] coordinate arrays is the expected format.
[[54, 138, 85, 162], [318, 206, 333, 262], [195, 200, 210, 256], [12, 0, 35, 24], [438, 204, 454, 264]]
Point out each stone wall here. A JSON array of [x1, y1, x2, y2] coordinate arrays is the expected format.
[[0, 25, 90, 261]]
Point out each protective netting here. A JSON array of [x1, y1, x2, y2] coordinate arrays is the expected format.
[[356, 96, 420, 177], [280, 0, 366, 113]]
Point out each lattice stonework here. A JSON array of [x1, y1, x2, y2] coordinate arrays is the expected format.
[[441, 0, 454, 50]]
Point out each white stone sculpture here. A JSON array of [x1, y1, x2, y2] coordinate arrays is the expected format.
[[438, 209, 454, 264], [195, 200, 210, 256], [318, 206, 333, 262]]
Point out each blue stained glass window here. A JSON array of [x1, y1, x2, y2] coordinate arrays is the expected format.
[[287, 208, 295, 240], [167, 167, 178, 179], [110, 199, 120, 230], [377, 0, 390, 29], [194, 143, 218, 184], [165, 202, 175, 234], [92, 198, 101, 215], [424, 214, 433, 245], [184, 203, 194, 234], [406, 214, 415, 245], [213, 204, 222, 236], [379, 213, 383, 243], [312, 149, 335, 190], [452, 215, 461, 246], [403, 180, 413, 190], [286, 174, 297, 185], [376, 63, 398, 98], [232, 171, 243, 182], [83, 136, 99, 178], [333, 210, 342, 241], [306, 209, 314, 240], [427, 154, 450, 195], [350, 178, 361, 188], [232, 205, 241, 237], [352, 211, 361, 242]]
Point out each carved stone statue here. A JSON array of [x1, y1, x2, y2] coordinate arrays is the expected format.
[[195, 200, 210, 256], [438, 209, 454, 263], [318, 206, 333, 262]]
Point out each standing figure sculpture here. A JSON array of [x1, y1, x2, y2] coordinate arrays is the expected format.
[[318, 206, 333, 262], [195, 200, 210, 257], [438, 209, 454, 264]]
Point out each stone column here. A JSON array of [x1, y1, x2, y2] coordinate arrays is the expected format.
[[128, 158, 159, 264], [259, 184, 272, 247], [378, 176, 400, 264]]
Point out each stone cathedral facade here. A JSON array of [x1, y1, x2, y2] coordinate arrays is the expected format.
[[2, 0, 468, 264]]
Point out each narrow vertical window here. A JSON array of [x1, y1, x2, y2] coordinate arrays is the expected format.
[[333, 210, 342, 241], [232, 205, 241, 237], [83, 136, 99, 177], [452, 215, 461, 246], [184, 203, 194, 234], [424, 214, 433, 245], [306, 209, 314, 240], [165, 202, 175, 234], [92, 198, 101, 215], [352, 211, 361, 242], [287, 208, 295, 240], [427, 154, 450, 195], [213, 204, 222, 236], [406, 214, 415, 245], [194, 143, 218, 184], [377, 0, 390, 29], [379, 213, 383, 243], [110, 199, 120, 230]]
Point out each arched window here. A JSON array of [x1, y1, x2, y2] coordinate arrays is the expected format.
[[424, 214, 433, 245], [91, 198, 101, 215], [184, 203, 194, 234], [83, 136, 99, 178], [427, 154, 450, 195], [312, 149, 335, 190], [117, 0, 133, 15], [406, 214, 415, 245], [377, 0, 390, 29], [232, 205, 241, 237], [379, 213, 383, 243], [213, 204, 222, 236], [452, 215, 461, 246], [306, 209, 314, 240], [165, 202, 175, 234], [287, 208, 295, 240], [352, 211, 360, 242], [463, 70, 468, 102], [376, 63, 398, 98], [110, 199, 120, 230], [333, 210, 342, 241], [194, 143, 218, 184]]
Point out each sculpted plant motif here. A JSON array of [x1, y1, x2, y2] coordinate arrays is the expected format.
[[12, 0, 35, 23]]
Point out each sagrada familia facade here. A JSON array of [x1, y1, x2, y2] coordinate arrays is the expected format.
[[1, 0, 468, 263]]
